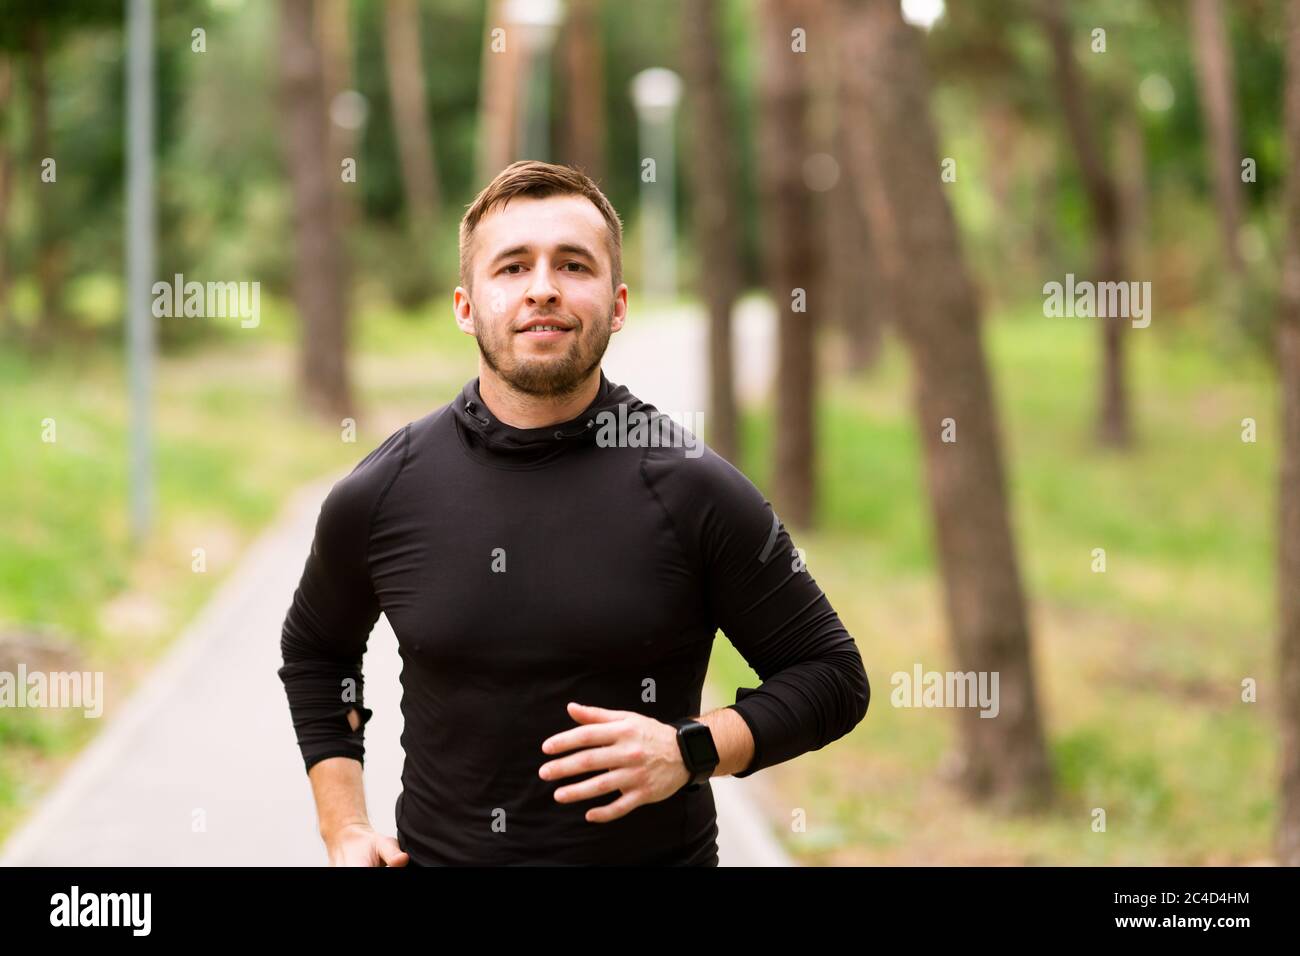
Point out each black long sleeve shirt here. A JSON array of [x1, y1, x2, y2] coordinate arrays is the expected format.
[[278, 369, 870, 866]]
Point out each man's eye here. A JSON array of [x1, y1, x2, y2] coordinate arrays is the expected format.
[[502, 264, 525, 274], [562, 262, 586, 272]]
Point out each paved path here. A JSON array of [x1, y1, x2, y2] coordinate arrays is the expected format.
[[602, 295, 778, 416], [0, 300, 788, 866]]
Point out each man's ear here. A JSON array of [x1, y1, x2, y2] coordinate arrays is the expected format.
[[453, 287, 475, 335], [610, 283, 629, 333]]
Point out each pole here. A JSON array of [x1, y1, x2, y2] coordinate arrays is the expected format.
[[126, 0, 155, 544]]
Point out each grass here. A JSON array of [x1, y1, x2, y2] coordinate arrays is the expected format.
[[705, 306, 1279, 864], [0, 297, 477, 838]]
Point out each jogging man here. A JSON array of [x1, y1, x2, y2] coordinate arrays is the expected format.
[[278, 160, 871, 866]]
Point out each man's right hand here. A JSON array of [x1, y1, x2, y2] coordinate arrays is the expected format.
[[324, 822, 411, 867]]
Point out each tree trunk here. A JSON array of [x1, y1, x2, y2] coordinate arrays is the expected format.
[[1039, 0, 1131, 448], [681, 0, 742, 466], [1116, 104, 1149, 281], [561, 0, 607, 185], [829, 110, 884, 373], [278, 0, 354, 421], [1275, 0, 1300, 869], [316, 0, 360, 232], [477, 0, 524, 184], [980, 102, 1022, 311], [1190, 0, 1245, 276], [1031, 143, 1060, 279], [824, 0, 883, 373], [757, 0, 819, 530], [843, 0, 1053, 812], [383, 0, 441, 231]]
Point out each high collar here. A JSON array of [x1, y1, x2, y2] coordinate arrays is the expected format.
[[451, 369, 641, 467]]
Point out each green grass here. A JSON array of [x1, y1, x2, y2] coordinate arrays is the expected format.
[[0, 298, 476, 836], [706, 307, 1278, 864]]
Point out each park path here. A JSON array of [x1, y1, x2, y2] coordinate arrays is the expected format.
[[0, 299, 789, 866]]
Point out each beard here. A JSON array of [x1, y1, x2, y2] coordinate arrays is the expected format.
[[473, 298, 614, 400]]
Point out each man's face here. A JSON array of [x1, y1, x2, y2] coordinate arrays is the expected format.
[[454, 195, 628, 399]]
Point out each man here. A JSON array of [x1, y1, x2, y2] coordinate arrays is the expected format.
[[278, 160, 870, 866]]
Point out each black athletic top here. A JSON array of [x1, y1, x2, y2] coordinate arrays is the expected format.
[[278, 369, 871, 865]]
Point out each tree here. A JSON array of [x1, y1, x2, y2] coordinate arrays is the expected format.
[[561, 0, 607, 186], [822, 0, 883, 372], [681, 0, 742, 465], [278, 0, 355, 420], [383, 0, 441, 232], [476, 0, 524, 184], [757, 0, 820, 529], [1276, 0, 1300, 868], [1038, 0, 1132, 448], [842, 0, 1052, 811], [1190, 0, 1245, 277], [316, 0, 361, 232]]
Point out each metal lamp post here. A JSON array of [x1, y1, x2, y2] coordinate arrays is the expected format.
[[126, 0, 156, 544]]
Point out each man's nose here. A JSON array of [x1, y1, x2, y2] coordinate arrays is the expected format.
[[525, 264, 560, 307]]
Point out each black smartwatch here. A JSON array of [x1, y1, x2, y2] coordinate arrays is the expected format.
[[669, 717, 720, 792]]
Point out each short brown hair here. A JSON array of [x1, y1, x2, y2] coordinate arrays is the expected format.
[[458, 160, 624, 292]]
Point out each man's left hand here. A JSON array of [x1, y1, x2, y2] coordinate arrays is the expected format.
[[538, 702, 692, 822]]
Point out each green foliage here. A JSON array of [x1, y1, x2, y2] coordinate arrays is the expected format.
[[0, 0, 1292, 348]]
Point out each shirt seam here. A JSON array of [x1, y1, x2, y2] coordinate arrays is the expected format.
[[637, 445, 707, 585], [363, 423, 412, 584]]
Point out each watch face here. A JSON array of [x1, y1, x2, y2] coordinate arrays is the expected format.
[[682, 724, 719, 765]]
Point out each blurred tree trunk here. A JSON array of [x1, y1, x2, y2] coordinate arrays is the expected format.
[[478, 0, 523, 183], [26, 22, 63, 346], [561, 0, 606, 185], [980, 102, 1026, 311], [1116, 105, 1149, 281], [1030, 136, 1061, 278], [824, 0, 883, 373], [1039, 0, 1131, 448], [279, 0, 354, 420], [829, 110, 884, 373], [0, 57, 12, 335], [1276, 0, 1300, 869], [757, 0, 819, 529], [316, 0, 360, 231], [383, 0, 441, 232], [843, 0, 1052, 812], [682, 0, 742, 465], [1190, 0, 1245, 276]]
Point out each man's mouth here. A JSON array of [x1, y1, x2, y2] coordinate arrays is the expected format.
[[516, 320, 574, 339]]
